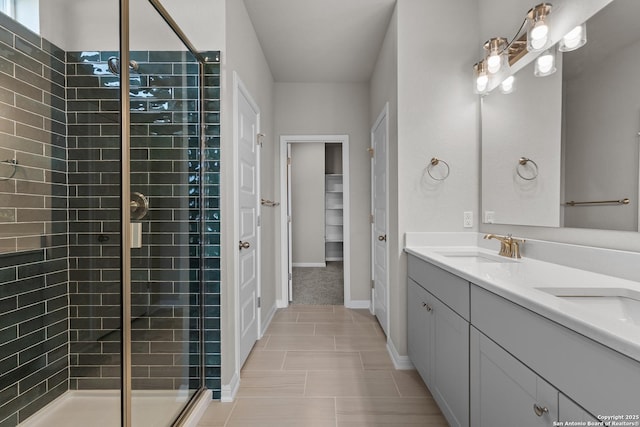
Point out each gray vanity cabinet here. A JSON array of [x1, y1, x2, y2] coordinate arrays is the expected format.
[[407, 257, 470, 427], [470, 327, 558, 427], [407, 254, 640, 426], [558, 394, 599, 424], [407, 279, 433, 383]]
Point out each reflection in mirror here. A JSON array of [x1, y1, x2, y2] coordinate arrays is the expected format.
[[481, 0, 640, 231], [563, 0, 640, 231], [481, 55, 563, 227]]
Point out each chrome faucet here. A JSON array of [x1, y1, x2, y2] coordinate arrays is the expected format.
[[483, 234, 525, 259]]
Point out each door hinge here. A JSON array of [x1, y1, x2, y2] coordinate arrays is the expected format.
[[369, 214, 374, 224], [257, 215, 261, 227], [257, 297, 261, 308], [287, 157, 292, 165], [257, 133, 264, 146], [371, 279, 375, 289], [288, 215, 292, 223], [368, 147, 374, 158], [288, 273, 292, 280]]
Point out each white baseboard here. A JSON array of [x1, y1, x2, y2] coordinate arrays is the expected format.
[[387, 339, 414, 370], [345, 299, 371, 310], [276, 299, 288, 308], [220, 371, 240, 402], [183, 389, 213, 427], [260, 303, 277, 337], [292, 262, 326, 268]]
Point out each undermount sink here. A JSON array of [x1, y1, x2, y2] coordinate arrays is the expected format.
[[537, 287, 640, 327], [435, 250, 518, 263]]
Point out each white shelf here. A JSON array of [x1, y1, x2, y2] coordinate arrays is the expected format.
[[325, 174, 344, 261]]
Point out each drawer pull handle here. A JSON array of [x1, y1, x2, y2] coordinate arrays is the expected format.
[[533, 403, 549, 417], [422, 302, 427, 308], [426, 304, 433, 312]]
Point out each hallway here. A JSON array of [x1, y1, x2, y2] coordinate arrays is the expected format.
[[197, 305, 447, 426]]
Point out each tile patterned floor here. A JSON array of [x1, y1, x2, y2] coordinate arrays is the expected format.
[[197, 305, 448, 426]]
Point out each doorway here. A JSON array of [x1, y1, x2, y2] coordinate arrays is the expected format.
[[279, 135, 351, 306]]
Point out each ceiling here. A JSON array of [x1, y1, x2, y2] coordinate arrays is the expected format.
[[243, 0, 396, 83]]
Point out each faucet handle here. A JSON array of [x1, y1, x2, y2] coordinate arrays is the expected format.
[[510, 238, 525, 259]]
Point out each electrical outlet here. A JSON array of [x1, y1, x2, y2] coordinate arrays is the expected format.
[[484, 211, 495, 224], [463, 211, 473, 228]]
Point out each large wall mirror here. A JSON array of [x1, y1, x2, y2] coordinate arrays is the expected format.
[[481, 0, 640, 231]]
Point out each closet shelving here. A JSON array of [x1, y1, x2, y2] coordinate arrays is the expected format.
[[325, 174, 343, 261]]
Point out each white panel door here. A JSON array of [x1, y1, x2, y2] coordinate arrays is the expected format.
[[237, 82, 260, 368], [371, 105, 388, 335], [286, 143, 293, 301]]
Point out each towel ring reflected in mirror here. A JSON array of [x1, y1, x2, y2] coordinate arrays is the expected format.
[[0, 159, 18, 181], [516, 157, 539, 181], [427, 157, 450, 181]]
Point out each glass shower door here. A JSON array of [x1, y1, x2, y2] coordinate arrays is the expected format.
[[126, 1, 203, 424]]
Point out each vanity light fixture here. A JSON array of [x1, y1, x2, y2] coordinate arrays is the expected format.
[[484, 37, 508, 74], [534, 48, 556, 77], [527, 3, 552, 52], [473, 61, 489, 94], [559, 23, 587, 52], [500, 76, 516, 94]]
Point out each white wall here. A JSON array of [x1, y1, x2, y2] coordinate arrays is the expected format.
[[563, 38, 640, 231], [220, 0, 275, 393], [479, 0, 640, 253], [482, 57, 563, 227], [274, 82, 371, 303], [389, 0, 480, 357], [291, 143, 326, 265], [39, 0, 224, 51], [369, 6, 398, 348]]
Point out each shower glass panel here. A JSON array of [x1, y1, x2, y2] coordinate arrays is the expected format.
[[128, 1, 202, 424], [0, 1, 219, 425]]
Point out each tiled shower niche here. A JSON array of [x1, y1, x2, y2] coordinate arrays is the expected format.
[[0, 11, 221, 426]]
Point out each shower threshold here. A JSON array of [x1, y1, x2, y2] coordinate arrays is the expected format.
[[19, 390, 191, 427]]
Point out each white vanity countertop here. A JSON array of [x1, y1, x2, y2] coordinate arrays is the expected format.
[[405, 234, 640, 363]]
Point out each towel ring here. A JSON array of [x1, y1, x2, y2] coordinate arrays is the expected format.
[[516, 157, 538, 181], [427, 157, 450, 181], [0, 159, 18, 181]]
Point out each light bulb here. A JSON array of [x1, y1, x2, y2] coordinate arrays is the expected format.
[[476, 75, 489, 92], [559, 23, 587, 52], [530, 35, 548, 51], [530, 21, 549, 41], [500, 76, 515, 94], [537, 55, 553, 73], [534, 49, 556, 77], [487, 53, 502, 74]]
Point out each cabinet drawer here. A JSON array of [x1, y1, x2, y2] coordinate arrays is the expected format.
[[471, 285, 640, 415], [408, 255, 470, 320]]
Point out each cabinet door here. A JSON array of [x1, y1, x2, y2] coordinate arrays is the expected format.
[[470, 327, 558, 427], [431, 296, 469, 427], [559, 394, 598, 423], [407, 279, 433, 384]]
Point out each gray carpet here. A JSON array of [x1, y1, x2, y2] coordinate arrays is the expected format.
[[292, 262, 344, 305]]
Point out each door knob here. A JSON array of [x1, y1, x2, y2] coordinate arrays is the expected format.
[[378, 235, 387, 241], [239, 241, 250, 250], [533, 403, 549, 417]]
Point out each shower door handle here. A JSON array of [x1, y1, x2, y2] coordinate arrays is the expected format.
[[130, 192, 149, 220]]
